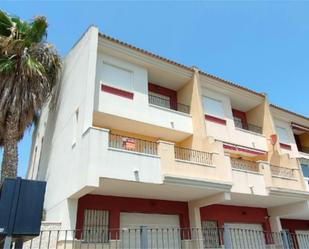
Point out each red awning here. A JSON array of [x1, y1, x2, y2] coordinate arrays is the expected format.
[[223, 142, 267, 156], [291, 123, 309, 133]]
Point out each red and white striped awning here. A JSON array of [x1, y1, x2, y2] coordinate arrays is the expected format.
[[222, 142, 267, 157]]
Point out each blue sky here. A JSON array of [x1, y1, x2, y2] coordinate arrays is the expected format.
[[1, 1, 309, 177]]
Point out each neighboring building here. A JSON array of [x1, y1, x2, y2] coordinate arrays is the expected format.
[[27, 26, 309, 247]]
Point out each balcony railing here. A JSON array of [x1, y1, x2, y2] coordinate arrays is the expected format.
[[230, 158, 259, 173], [148, 94, 190, 114], [22, 227, 308, 249], [109, 133, 158, 155], [270, 165, 296, 178], [175, 147, 213, 166], [234, 118, 263, 134], [299, 146, 309, 154]]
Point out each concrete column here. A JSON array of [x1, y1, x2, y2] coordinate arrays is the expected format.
[[188, 203, 202, 229], [157, 140, 175, 175], [269, 216, 282, 232], [259, 161, 273, 188]]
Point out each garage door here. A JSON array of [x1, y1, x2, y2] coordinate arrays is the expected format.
[[224, 223, 266, 249], [120, 213, 181, 249], [296, 230, 309, 249]]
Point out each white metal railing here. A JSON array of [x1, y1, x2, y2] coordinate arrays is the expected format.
[[109, 133, 158, 155], [270, 165, 297, 179], [174, 147, 213, 166], [20, 227, 308, 249], [230, 158, 259, 173]]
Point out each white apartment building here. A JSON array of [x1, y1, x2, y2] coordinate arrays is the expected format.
[[27, 26, 309, 248]]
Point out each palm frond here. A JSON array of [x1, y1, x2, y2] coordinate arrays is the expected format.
[[27, 16, 47, 43], [0, 57, 15, 74], [0, 10, 13, 37], [23, 53, 45, 77]]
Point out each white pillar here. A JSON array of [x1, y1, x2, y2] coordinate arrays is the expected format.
[[188, 203, 202, 228], [269, 216, 282, 232]]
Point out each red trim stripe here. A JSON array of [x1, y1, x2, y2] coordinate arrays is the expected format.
[[205, 114, 227, 125], [280, 143, 292, 150], [101, 84, 134, 99]]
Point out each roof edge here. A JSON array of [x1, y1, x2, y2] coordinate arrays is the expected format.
[[98, 31, 307, 120], [270, 104, 309, 121]]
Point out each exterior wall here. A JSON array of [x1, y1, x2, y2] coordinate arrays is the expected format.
[[158, 140, 232, 183], [231, 163, 268, 195], [82, 127, 161, 187], [281, 219, 309, 233], [26, 103, 49, 180], [26, 27, 309, 234], [246, 102, 265, 132], [201, 87, 268, 152], [75, 195, 190, 232], [94, 53, 193, 138], [273, 118, 299, 158], [200, 204, 271, 232], [27, 27, 99, 229]]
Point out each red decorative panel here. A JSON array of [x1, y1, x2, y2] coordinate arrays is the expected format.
[[281, 219, 309, 233], [76, 195, 190, 239], [205, 114, 227, 125], [148, 83, 177, 110], [101, 84, 134, 99], [280, 143, 292, 150], [232, 109, 248, 129]]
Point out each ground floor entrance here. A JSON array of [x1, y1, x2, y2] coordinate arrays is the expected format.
[[281, 219, 309, 249]]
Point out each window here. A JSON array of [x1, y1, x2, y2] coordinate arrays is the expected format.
[[233, 116, 243, 129], [101, 62, 132, 91], [203, 97, 225, 118], [301, 163, 309, 190], [82, 209, 109, 243], [301, 164, 309, 178], [72, 108, 79, 145], [276, 126, 290, 144]]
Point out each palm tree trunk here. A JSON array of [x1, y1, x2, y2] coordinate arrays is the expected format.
[[1, 112, 18, 183]]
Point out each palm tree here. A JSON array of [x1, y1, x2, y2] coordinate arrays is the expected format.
[[0, 11, 61, 182]]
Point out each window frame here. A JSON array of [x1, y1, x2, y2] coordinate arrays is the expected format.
[[203, 96, 225, 119], [275, 125, 290, 144], [101, 61, 133, 92]]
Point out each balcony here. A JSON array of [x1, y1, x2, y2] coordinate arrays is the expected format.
[[233, 118, 262, 135], [268, 163, 305, 191], [202, 89, 268, 153], [95, 85, 193, 142], [270, 165, 297, 179], [109, 133, 158, 155], [230, 158, 259, 173], [148, 94, 190, 114], [298, 146, 309, 154], [174, 147, 213, 166], [292, 123, 309, 156]]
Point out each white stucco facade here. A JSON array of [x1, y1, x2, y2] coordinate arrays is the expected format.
[[26, 26, 309, 235]]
